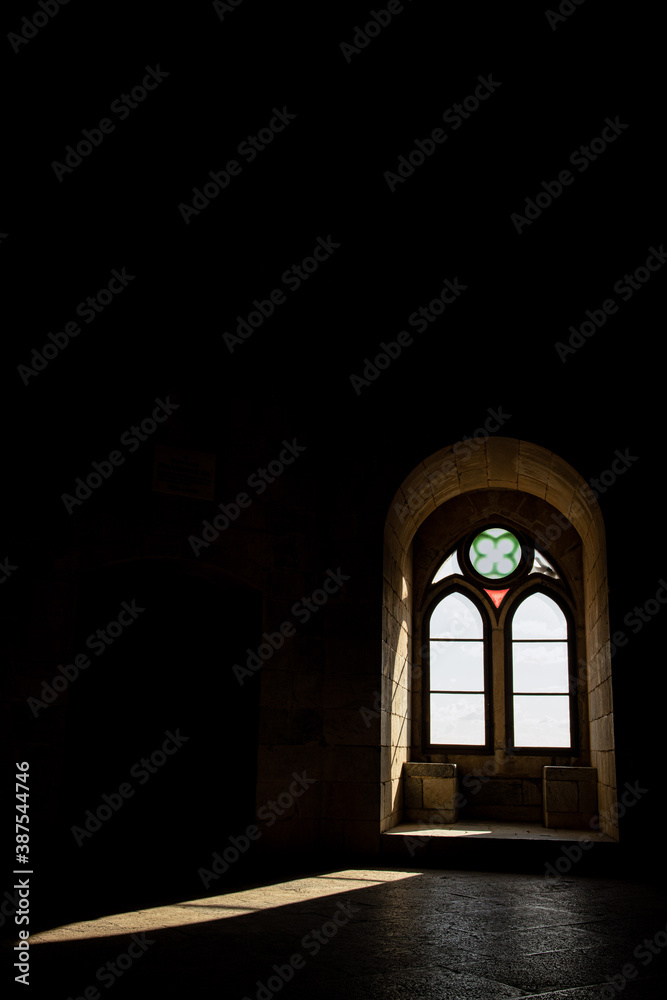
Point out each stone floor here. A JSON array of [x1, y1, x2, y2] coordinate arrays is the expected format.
[[15, 866, 667, 998]]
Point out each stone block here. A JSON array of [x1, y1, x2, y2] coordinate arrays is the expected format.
[[380, 708, 391, 746], [589, 685, 602, 722], [578, 780, 599, 815], [256, 746, 323, 781], [545, 766, 597, 782], [322, 781, 379, 822], [597, 751, 615, 789], [543, 766, 599, 829], [423, 777, 457, 810], [391, 711, 408, 748], [323, 708, 378, 745], [545, 780, 578, 813], [517, 474, 547, 498], [598, 678, 613, 718], [380, 747, 392, 785], [473, 779, 522, 807], [487, 437, 519, 485], [323, 673, 376, 710], [404, 776, 423, 809], [322, 746, 379, 784], [391, 753, 406, 782], [389, 778, 402, 816], [598, 781, 615, 818], [404, 762, 456, 778]]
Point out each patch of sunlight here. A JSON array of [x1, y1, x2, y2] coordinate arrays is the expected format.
[[28, 869, 422, 944]]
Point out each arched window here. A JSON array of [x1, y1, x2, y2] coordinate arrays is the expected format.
[[508, 591, 575, 752], [425, 590, 490, 751], [423, 524, 577, 754]]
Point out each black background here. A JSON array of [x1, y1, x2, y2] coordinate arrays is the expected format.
[[2, 0, 664, 936]]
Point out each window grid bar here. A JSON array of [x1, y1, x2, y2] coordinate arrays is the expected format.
[[512, 639, 567, 643], [430, 638, 483, 643], [513, 691, 569, 696], [431, 689, 484, 695]]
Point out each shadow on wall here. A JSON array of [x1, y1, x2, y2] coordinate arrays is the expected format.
[[45, 560, 262, 928]]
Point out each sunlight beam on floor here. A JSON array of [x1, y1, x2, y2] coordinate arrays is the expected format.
[[28, 869, 423, 944]]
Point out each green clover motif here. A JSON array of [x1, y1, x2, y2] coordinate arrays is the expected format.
[[470, 529, 521, 579]]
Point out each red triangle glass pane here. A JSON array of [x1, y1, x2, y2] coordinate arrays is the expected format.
[[484, 588, 509, 608]]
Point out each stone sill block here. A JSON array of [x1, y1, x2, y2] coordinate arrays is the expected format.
[[404, 762, 456, 778], [544, 766, 597, 782]]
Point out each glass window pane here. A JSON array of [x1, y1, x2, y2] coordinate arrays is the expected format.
[[470, 528, 521, 579], [432, 550, 462, 584], [512, 593, 567, 639], [512, 641, 569, 692], [513, 695, 571, 747], [431, 693, 485, 745], [530, 551, 560, 579], [430, 592, 482, 639], [430, 640, 484, 691]]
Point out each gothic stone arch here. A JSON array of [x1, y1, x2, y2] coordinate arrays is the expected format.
[[382, 438, 618, 839]]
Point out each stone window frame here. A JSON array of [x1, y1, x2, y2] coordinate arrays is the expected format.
[[381, 438, 619, 840]]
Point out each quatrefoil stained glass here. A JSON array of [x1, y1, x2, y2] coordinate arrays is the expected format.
[[469, 527, 521, 580]]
